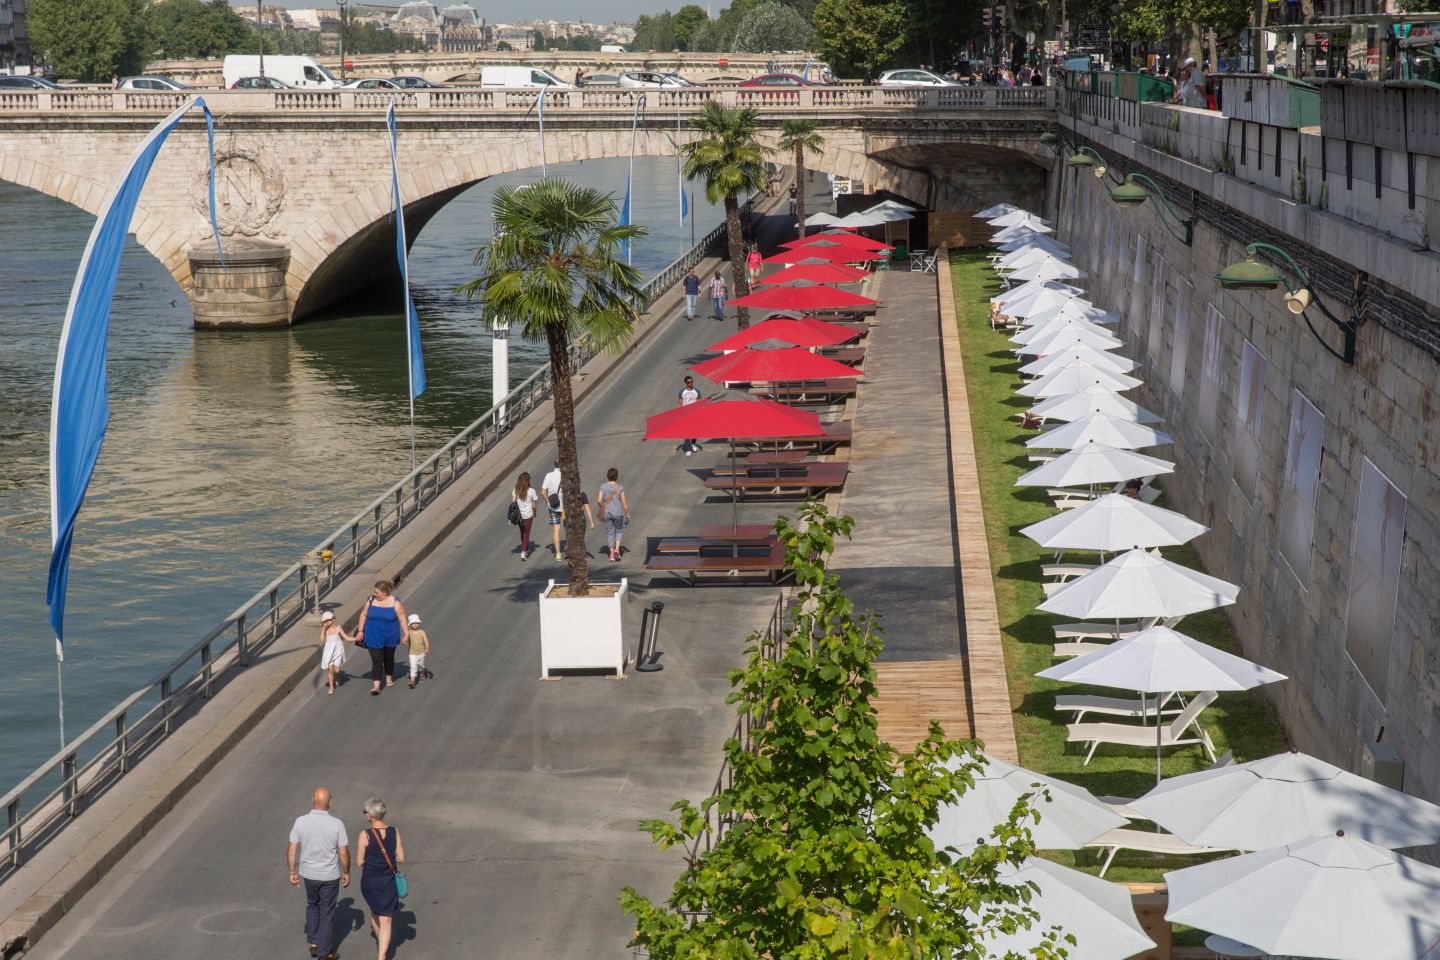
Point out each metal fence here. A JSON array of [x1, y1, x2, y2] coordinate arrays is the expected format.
[[0, 203, 746, 878]]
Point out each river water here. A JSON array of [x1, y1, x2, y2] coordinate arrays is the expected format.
[[0, 157, 723, 789]]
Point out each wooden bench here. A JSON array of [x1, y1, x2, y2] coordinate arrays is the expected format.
[[653, 536, 776, 554], [816, 347, 866, 365], [703, 462, 850, 500], [645, 544, 793, 585], [735, 421, 852, 454], [743, 450, 810, 466], [709, 462, 816, 478], [750, 380, 857, 405]]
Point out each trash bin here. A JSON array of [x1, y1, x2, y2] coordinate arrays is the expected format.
[[892, 240, 908, 260]]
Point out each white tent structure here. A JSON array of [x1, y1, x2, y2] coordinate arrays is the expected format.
[[1016, 327, 1125, 355], [974, 858, 1157, 960], [1005, 259, 1089, 283], [976, 202, 1022, 218], [1027, 386, 1165, 425], [1014, 443, 1175, 489], [1020, 494, 1208, 553], [1037, 549, 1240, 620], [1020, 349, 1137, 378], [988, 210, 1054, 229], [992, 278, 1084, 306], [1015, 363, 1143, 399], [997, 235, 1072, 256], [1025, 412, 1173, 451]]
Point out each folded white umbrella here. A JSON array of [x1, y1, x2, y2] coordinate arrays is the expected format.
[[976, 202, 1021, 219], [993, 223, 1056, 242], [988, 209, 1054, 228], [1026, 412, 1173, 451], [928, 754, 1126, 852], [835, 210, 889, 228], [1164, 833, 1440, 960], [1022, 300, 1121, 326], [1016, 327, 1125, 355], [974, 858, 1157, 960], [1037, 548, 1240, 620], [1001, 289, 1089, 320], [1016, 363, 1143, 399], [996, 247, 1070, 271], [1005, 259, 1089, 283], [1015, 442, 1175, 489], [997, 235, 1071, 255], [1132, 750, 1440, 851], [992, 278, 1084, 307], [1020, 349, 1136, 378], [804, 211, 846, 227], [1027, 385, 1165, 424], [1020, 494, 1208, 553], [1038, 624, 1284, 782], [861, 200, 917, 222]]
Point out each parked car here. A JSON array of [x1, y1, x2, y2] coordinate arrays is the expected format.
[[617, 71, 694, 89], [738, 73, 816, 87], [703, 75, 749, 85], [576, 73, 620, 87], [230, 76, 292, 90], [0, 75, 65, 90], [339, 77, 402, 89], [878, 69, 960, 87], [117, 76, 190, 91], [479, 66, 571, 88], [389, 75, 450, 89]]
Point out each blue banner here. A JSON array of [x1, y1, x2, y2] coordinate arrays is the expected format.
[[48, 98, 223, 651], [386, 104, 426, 402]]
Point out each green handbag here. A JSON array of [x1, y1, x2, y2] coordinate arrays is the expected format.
[[373, 828, 408, 900]]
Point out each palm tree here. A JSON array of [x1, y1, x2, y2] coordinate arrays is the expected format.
[[681, 100, 770, 329], [456, 179, 647, 596], [777, 120, 825, 238]]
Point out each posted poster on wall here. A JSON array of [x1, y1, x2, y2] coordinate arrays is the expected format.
[[1147, 256, 1168, 363], [1344, 457, 1408, 704], [1233, 339, 1267, 502], [1197, 305, 1224, 443], [1168, 279, 1193, 400], [1279, 390, 1325, 586]]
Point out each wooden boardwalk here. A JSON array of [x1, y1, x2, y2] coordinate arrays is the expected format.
[[873, 660, 974, 753]]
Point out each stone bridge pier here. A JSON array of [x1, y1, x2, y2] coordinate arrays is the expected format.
[[0, 95, 1054, 327]]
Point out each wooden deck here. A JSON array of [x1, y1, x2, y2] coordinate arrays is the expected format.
[[872, 660, 974, 753]]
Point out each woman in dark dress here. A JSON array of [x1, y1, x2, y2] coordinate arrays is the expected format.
[[357, 797, 406, 960]]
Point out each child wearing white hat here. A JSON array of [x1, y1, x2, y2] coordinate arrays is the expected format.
[[319, 610, 352, 695], [404, 614, 431, 689]]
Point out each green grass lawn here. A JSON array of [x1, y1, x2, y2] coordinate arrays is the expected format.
[[948, 249, 1290, 886]]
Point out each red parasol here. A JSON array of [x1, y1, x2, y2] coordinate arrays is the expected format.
[[691, 346, 863, 384], [707, 317, 859, 351], [756, 263, 870, 286], [727, 285, 879, 310], [782, 233, 895, 252], [764, 246, 886, 266]]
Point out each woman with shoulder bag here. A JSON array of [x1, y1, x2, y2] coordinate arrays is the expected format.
[[357, 797, 406, 960], [597, 466, 631, 562], [355, 581, 407, 696], [511, 471, 539, 561]]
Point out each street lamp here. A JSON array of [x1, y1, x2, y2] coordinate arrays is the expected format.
[[256, 2, 265, 80], [1216, 242, 1360, 364], [337, 0, 348, 82], [1066, 146, 1119, 181], [1108, 172, 1194, 246]]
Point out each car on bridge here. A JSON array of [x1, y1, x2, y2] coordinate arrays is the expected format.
[[117, 76, 191, 91], [576, 73, 620, 87], [878, 69, 960, 87], [617, 71, 695, 89], [339, 78, 403, 89], [389, 75, 451, 89], [738, 73, 819, 87], [0, 75, 66, 90], [230, 76, 293, 90]]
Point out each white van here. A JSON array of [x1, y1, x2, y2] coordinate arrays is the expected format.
[[600, 44, 626, 54], [479, 66, 572, 89], [222, 55, 339, 89]]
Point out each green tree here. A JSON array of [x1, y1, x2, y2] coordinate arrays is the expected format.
[[456, 181, 647, 596], [496, 40, 514, 51], [732, 2, 812, 52], [778, 120, 824, 234], [633, 12, 677, 51], [899, 0, 981, 66], [151, 0, 255, 60], [621, 503, 1058, 960], [29, 0, 151, 81], [562, 34, 603, 51], [672, 4, 711, 50], [681, 101, 770, 329], [810, 0, 907, 76]]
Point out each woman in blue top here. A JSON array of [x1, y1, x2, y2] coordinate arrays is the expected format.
[[355, 580, 408, 696]]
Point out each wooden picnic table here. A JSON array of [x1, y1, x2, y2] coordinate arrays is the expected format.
[[697, 523, 776, 540], [743, 450, 810, 465], [748, 380, 857, 405], [703, 462, 850, 500], [817, 347, 865, 365], [732, 421, 852, 453]]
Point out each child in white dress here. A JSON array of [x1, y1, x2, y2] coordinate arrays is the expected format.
[[319, 610, 352, 695]]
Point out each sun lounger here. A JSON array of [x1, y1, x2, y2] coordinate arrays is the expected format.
[[645, 543, 793, 585], [1041, 562, 1096, 581], [1052, 615, 1180, 642], [1085, 827, 1231, 878], [1055, 691, 1184, 724], [702, 462, 850, 500], [1067, 690, 1219, 765], [1053, 641, 1108, 658]]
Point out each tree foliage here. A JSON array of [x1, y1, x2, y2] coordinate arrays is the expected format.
[[810, 0, 907, 76], [672, 4, 712, 50], [778, 119, 824, 229], [621, 503, 1059, 960], [633, 11, 678, 51], [732, 2, 812, 52], [29, 0, 151, 81], [150, 0, 253, 60]]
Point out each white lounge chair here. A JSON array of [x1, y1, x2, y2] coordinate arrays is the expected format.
[[1067, 690, 1219, 765], [1085, 827, 1231, 877], [1051, 614, 1181, 642], [1040, 561, 1096, 580], [1054, 690, 1185, 724]]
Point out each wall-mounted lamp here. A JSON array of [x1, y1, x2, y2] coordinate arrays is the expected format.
[[1109, 173, 1194, 247], [1216, 242, 1359, 364]]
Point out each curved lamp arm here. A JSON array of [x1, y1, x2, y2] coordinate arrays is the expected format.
[[1244, 242, 1359, 365], [1074, 147, 1125, 184], [1126, 173, 1194, 246]]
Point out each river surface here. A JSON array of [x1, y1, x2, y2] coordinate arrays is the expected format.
[[0, 157, 723, 789]]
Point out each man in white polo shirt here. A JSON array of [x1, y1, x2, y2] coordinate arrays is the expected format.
[[288, 786, 350, 960]]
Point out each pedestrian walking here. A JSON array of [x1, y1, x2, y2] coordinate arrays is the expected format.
[[403, 614, 430, 688], [357, 798, 406, 960], [746, 245, 762, 288], [597, 467, 631, 562], [319, 610, 352, 695], [288, 787, 350, 960], [708, 270, 727, 320], [512, 471, 539, 560], [787, 183, 797, 215], [677, 376, 701, 456], [356, 581, 407, 696], [682, 267, 700, 319], [540, 458, 566, 561]]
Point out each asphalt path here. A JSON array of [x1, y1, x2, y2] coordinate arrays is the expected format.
[[27, 211, 819, 960]]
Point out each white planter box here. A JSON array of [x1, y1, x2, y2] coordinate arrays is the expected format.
[[537, 578, 628, 678]]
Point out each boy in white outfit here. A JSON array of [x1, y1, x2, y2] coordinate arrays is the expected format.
[[403, 614, 431, 688]]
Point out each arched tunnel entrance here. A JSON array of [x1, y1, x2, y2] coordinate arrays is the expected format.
[[867, 142, 1051, 215]]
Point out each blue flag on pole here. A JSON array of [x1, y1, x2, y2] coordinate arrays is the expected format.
[[48, 98, 223, 653], [386, 104, 426, 402], [620, 168, 633, 265]]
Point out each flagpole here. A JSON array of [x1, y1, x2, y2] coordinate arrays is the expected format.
[[387, 105, 425, 470], [56, 641, 65, 749], [625, 95, 643, 267], [538, 87, 548, 177]]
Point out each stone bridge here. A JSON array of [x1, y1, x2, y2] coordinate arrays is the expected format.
[[0, 86, 1058, 326]]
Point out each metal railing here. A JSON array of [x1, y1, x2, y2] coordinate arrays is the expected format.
[[0, 204, 745, 879], [0, 85, 1059, 116]]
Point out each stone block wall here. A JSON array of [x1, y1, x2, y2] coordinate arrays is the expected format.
[[1052, 157, 1440, 807]]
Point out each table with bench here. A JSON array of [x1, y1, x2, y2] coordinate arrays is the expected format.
[[733, 421, 852, 454], [703, 462, 850, 500], [748, 380, 858, 405], [645, 542, 793, 585]]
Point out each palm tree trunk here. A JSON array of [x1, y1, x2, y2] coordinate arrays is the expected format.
[[546, 324, 590, 595], [793, 143, 807, 236], [724, 194, 749, 329]]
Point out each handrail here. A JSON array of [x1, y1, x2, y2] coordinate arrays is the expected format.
[[0, 200, 749, 878]]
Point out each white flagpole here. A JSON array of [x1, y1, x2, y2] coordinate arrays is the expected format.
[[627, 95, 644, 267], [539, 87, 548, 176], [388, 105, 418, 470], [56, 640, 65, 749]]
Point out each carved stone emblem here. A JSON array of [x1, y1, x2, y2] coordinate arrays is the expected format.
[[192, 142, 285, 238]]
